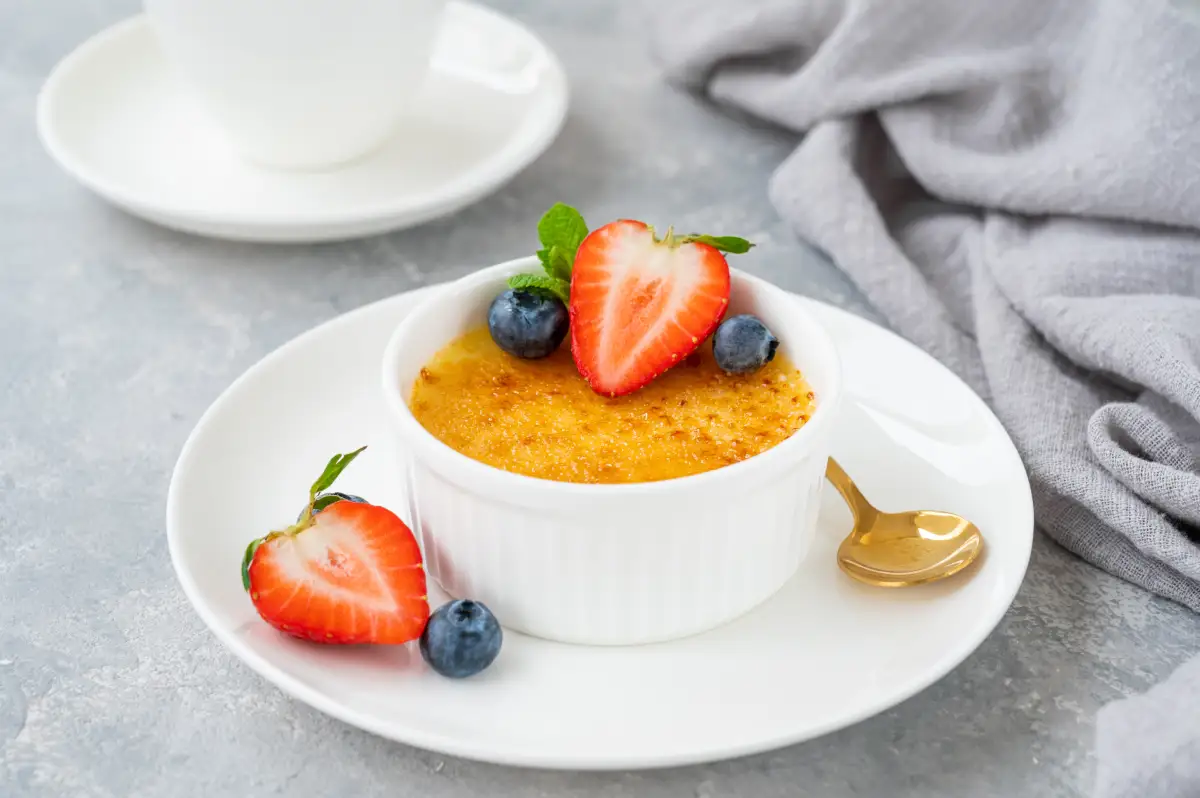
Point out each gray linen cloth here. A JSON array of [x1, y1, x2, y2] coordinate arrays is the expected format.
[[651, 0, 1200, 794]]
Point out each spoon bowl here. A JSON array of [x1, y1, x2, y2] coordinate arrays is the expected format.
[[827, 458, 983, 587]]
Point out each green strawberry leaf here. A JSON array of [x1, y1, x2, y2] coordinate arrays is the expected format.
[[536, 203, 588, 274], [311, 493, 348, 514], [309, 446, 367, 500], [241, 536, 267, 592], [683, 234, 755, 254], [508, 273, 571, 304]]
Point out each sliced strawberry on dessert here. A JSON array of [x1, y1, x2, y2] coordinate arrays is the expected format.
[[569, 221, 753, 396], [241, 447, 429, 644]]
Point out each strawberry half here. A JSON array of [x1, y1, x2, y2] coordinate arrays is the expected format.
[[570, 220, 751, 396], [242, 448, 429, 644]]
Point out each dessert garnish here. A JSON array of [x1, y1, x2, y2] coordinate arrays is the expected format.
[[712, 314, 779, 374], [487, 288, 569, 359], [240, 447, 430, 644], [506, 202, 588, 304], [499, 203, 756, 395], [419, 599, 503, 678], [569, 219, 753, 396], [484, 203, 587, 359]]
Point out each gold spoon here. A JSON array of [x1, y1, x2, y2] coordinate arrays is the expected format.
[[825, 458, 983, 587]]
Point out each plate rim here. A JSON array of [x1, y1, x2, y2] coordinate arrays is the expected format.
[[166, 284, 1034, 770], [36, 3, 570, 232]]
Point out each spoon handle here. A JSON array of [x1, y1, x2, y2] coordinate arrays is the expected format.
[[825, 457, 874, 526]]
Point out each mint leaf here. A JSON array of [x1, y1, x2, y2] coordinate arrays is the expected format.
[[309, 446, 367, 498], [508, 273, 571, 304], [537, 245, 574, 282], [241, 536, 266, 592], [536, 203, 588, 275], [511, 204, 586, 305], [683, 234, 755, 255]]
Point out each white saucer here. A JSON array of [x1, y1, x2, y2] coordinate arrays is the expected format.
[[166, 284, 1033, 770], [37, 4, 568, 242]]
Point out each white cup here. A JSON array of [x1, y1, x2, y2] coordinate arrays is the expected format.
[[144, 0, 447, 170]]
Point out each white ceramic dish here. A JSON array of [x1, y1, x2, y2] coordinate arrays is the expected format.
[[36, 4, 568, 242], [381, 259, 842, 645], [167, 281, 1033, 770]]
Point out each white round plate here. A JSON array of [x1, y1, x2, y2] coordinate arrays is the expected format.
[[37, 4, 568, 242], [167, 284, 1033, 770]]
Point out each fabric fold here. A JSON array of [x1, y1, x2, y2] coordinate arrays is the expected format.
[[650, 0, 1200, 612]]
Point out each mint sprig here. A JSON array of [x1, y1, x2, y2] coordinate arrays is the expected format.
[[536, 203, 588, 278], [241, 446, 368, 592], [538, 247, 574, 283], [509, 203, 589, 304], [509, 273, 570, 304]]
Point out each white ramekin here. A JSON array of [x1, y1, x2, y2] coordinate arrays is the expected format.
[[381, 258, 842, 645]]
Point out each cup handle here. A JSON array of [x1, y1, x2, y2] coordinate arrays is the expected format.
[[430, 11, 550, 95], [432, 51, 549, 95]]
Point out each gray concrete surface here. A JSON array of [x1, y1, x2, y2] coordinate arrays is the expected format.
[[2, 1, 1198, 796]]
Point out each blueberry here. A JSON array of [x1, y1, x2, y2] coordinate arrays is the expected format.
[[296, 491, 367, 521], [712, 314, 779, 374], [487, 289, 568, 359], [419, 599, 503, 679]]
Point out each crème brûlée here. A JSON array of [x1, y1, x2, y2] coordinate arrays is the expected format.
[[409, 327, 817, 484]]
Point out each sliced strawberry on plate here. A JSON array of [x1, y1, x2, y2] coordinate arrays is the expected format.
[[569, 220, 752, 396], [241, 447, 429, 644]]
